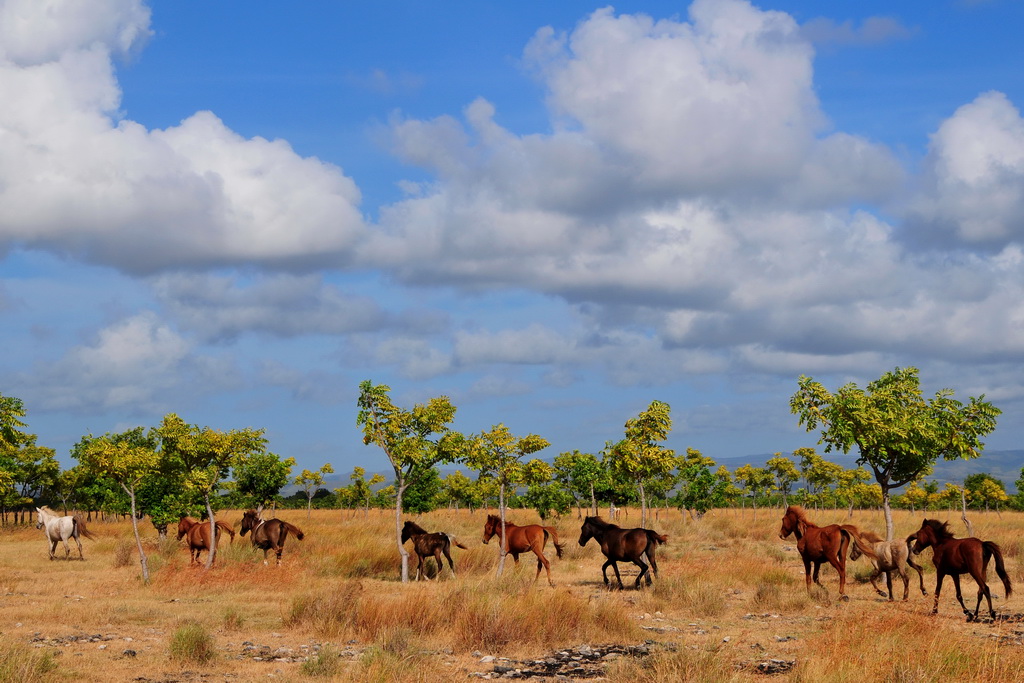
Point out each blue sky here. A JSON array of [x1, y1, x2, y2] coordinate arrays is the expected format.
[[3, 0, 1024, 478]]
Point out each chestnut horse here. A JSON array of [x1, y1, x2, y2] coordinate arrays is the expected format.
[[911, 519, 1012, 620], [482, 514, 564, 586], [778, 505, 877, 599], [240, 509, 305, 566], [578, 516, 667, 590], [850, 529, 927, 601], [401, 520, 469, 580], [177, 517, 236, 566]]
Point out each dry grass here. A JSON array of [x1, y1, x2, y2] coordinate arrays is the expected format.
[[1, 507, 1022, 681]]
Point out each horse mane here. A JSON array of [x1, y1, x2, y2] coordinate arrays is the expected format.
[[403, 520, 429, 536], [922, 519, 955, 541], [785, 505, 811, 523], [584, 516, 618, 529], [39, 505, 58, 515]]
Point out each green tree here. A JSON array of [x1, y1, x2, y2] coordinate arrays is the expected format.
[[357, 381, 461, 583], [465, 424, 549, 575], [734, 464, 773, 518], [75, 427, 160, 582], [234, 452, 296, 509], [964, 473, 1009, 512], [439, 470, 477, 512], [835, 466, 872, 516], [155, 414, 267, 568], [673, 449, 728, 519], [552, 450, 604, 517], [341, 466, 386, 515], [765, 454, 800, 507], [403, 466, 444, 513], [295, 463, 335, 518], [604, 400, 676, 527], [792, 367, 1000, 540]]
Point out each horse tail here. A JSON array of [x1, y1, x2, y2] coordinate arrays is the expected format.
[[645, 529, 668, 547], [448, 534, 469, 550], [283, 522, 305, 541], [544, 527, 565, 559], [844, 527, 878, 562], [216, 521, 235, 543], [74, 515, 96, 540], [984, 541, 1012, 597]]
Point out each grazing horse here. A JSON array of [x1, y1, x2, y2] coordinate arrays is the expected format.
[[778, 505, 877, 599], [482, 514, 564, 586], [240, 509, 305, 566], [578, 516, 667, 590], [911, 519, 1012, 620], [850, 529, 927, 601], [401, 520, 469, 580], [176, 516, 236, 566], [36, 506, 95, 561]]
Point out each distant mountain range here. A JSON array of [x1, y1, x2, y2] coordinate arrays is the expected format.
[[293, 449, 1024, 496]]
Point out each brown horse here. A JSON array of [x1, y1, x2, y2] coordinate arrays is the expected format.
[[850, 529, 927, 601], [578, 516, 667, 590], [911, 519, 1012, 620], [482, 514, 564, 586], [401, 520, 469, 580], [240, 509, 305, 566], [778, 505, 877, 599], [177, 517, 235, 566]]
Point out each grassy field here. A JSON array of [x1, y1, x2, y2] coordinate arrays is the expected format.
[[2, 506, 1023, 682]]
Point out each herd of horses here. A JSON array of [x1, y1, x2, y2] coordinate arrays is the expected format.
[[779, 505, 1012, 620], [33, 504, 1015, 619]]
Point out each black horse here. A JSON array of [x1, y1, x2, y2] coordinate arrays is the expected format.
[[401, 520, 468, 580], [578, 516, 667, 589], [240, 508, 305, 566]]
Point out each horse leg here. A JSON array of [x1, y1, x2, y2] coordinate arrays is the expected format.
[[884, 569, 894, 602], [607, 560, 625, 590], [968, 565, 994, 619], [899, 567, 910, 601], [932, 572, 945, 614], [907, 556, 928, 596], [647, 547, 659, 580], [430, 550, 445, 580], [868, 566, 886, 598], [601, 559, 613, 587], [950, 574, 971, 617], [49, 538, 58, 561], [826, 551, 847, 599], [535, 550, 554, 587], [633, 558, 649, 589], [802, 557, 813, 593], [442, 547, 456, 578], [62, 535, 71, 560], [74, 532, 84, 560]]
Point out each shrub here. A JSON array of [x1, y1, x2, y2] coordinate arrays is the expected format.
[[168, 621, 216, 663]]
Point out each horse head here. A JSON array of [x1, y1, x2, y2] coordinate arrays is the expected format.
[[779, 506, 806, 540], [911, 520, 942, 554], [35, 507, 45, 530], [482, 514, 500, 544], [578, 516, 604, 547], [240, 510, 259, 537]]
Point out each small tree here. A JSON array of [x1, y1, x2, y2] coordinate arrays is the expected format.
[[464, 424, 549, 576], [604, 400, 675, 527], [792, 367, 1000, 540], [234, 452, 296, 510], [75, 428, 160, 582], [765, 454, 800, 508], [734, 464, 773, 518], [357, 381, 460, 583], [295, 463, 335, 518], [552, 450, 603, 517]]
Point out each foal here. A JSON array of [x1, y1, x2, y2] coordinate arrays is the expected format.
[[912, 519, 1011, 620], [177, 516, 236, 566], [850, 529, 927, 601], [401, 520, 468, 580], [779, 505, 877, 599]]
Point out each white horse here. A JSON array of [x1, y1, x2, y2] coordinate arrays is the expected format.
[[35, 506, 95, 560]]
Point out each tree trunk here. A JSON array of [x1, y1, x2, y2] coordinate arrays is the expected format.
[[638, 481, 647, 527], [882, 487, 895, 542], [496, 483, 508, 577], [395, 481, 410, 582], [590, 483, 597, 517], [204, 494, 217, 569], [960, 489, 974, 537], [123, 484, 150, 583]]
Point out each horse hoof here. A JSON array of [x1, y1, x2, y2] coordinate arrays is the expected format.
[[839, 594, 850, 602], [876, 590, 887, 597]]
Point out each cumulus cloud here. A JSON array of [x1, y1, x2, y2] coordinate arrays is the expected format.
[[800, 16, 915, 46], [903, 91, 1024, 250], [0, 0, 365, 273], [16, 312, 234, 413]]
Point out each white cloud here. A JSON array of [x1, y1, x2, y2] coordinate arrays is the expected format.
[[800, 16, 914, 47], [0, 0, 365, 273]]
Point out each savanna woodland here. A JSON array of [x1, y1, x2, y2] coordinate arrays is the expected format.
[[3, 369, 1024, 682]]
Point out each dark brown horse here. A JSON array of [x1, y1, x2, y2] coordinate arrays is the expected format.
[[850, 529, 927, 602], [401, 520, 469, 580], [578, 516, 667, 590], [482, 514, 564, 586], [911, 519, 1012, 620], [177, 517, 235, 566], [240, 509, 305, 566], [778, 505, 877, 599]]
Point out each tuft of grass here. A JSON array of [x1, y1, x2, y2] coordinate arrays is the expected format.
[[168, 621, 216, 663], [222, 605, 244, 631], [300, 645, 344, 678], [285, 580, 363, 638], [112, 538, 134, 568], [0, 643, 58, 683]]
